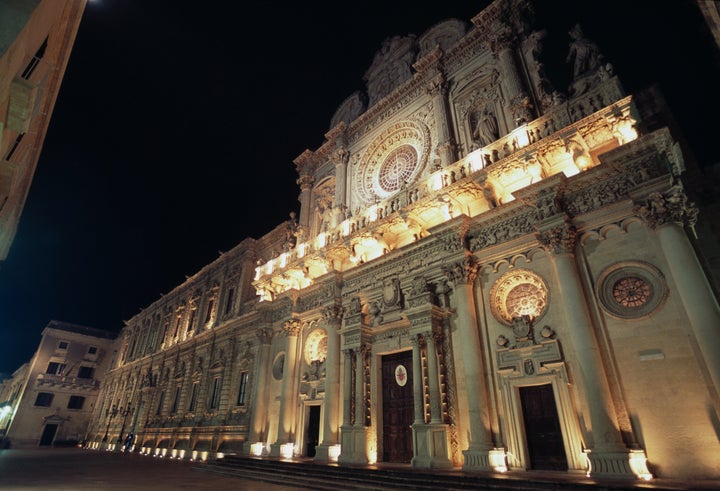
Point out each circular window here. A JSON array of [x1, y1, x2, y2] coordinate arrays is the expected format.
[[490, 269, 549, 326], [304, 329, 328, 364], [378, 145, 418, 193], [597, 262, 667, 320]]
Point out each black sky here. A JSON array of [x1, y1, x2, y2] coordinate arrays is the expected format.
[[0, 0, 718, 374]]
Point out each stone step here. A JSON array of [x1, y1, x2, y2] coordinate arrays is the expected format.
[[200, 456, 680, 491]]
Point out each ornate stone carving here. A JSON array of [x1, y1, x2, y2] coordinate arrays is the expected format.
[[536, 223, 577, 255], [633, 185, 698, 230], [282, 318, 302, 337], [490, 269, 549, 326], [365, 35, 417, 106], [596, 261, 668, 320], [321, 304, 344, 325]]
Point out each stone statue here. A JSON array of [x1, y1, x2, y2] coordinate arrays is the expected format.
[[472, 109, 499, 147], [566, 24, 601, 80]]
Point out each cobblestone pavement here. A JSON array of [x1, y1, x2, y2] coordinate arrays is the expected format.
[[0, 448, 311, 491]]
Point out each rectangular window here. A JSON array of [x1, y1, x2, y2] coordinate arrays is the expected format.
[[205, 298, 215, 323], [210, 377, 222, 409], [88, 346, 98, 355], [77, 366, 94, 379], [173, 316, 182, 339], [57, 341, 69, 350], [186, 309, 196, 334], [67, 395, 85, 410], [155, 391, 165, 416], [46, 362, 66, 375], [171, 386, 181, 413], [188, 382, 199, 412], [236, 371, 249, 406], [35, 392, 54, 407], [224, 288, 235, 315]]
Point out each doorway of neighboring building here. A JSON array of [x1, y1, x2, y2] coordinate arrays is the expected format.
[[382, 350, 414, 463], [305, 405, 321, 457], [39, 423, 58, 446], [520, 384, 568, 470]]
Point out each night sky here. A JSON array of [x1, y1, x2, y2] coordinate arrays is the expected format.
[[0, 1, 718, 375]]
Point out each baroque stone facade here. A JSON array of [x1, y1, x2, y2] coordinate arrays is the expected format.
[[86, 0, 720, 482]]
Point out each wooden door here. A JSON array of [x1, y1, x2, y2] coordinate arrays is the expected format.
[[520, 384, 568, 471], [382, 351, 414, 463]]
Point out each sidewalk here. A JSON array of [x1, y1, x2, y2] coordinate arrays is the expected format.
[[0, 447, 309, 491]]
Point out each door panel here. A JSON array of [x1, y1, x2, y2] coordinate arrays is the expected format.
[[382, 351, 413, 463], [520, 384, 568, 471]]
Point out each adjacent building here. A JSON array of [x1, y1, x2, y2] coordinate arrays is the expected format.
[[1, 321, 116, 447], [85, 0, 720, 483], [0, 0, 87, 260]]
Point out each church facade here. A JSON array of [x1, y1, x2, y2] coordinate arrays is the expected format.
[[85, 0, 720, 481]]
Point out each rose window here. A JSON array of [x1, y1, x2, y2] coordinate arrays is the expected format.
[[506, 283, 547, 318], [490, 270, 549, 326], [304, 329, 328, 364], [612, 277, 651, 308], [378, 145, 418, 193], [597, 262, 667, 319]]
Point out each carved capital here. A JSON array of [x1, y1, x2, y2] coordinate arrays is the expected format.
[[282, 318, 302, 337], [536, 223, 577, 255], [322, 304, 344, 325], [296, 174, 314, 191], [426, 75, 447, 98], [443, 255, 480, 287], [333, 147, 350, 166], [633, 186, 698, 230]]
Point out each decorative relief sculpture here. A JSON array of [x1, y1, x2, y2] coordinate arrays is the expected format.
[[472, 108, 500, 147], [633, 184, 698, 230], [536, 223, 578, 255], [490, 269, 549, 326]]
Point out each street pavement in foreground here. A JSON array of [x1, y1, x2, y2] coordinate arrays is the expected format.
[[0, 447, 310, 491]]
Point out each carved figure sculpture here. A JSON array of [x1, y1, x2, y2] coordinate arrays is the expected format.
[[566, 24, 601, 80], [473, 109, 499, 147]]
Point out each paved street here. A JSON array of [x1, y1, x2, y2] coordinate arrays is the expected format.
[[0, 448, 310, 490]]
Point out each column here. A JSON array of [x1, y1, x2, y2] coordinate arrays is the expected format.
[[449, 259, 496, 471], [296, 174, 314, 231], [428, 75, 457, 166], [636, 189, 720, 395], [244, 328, 273, 456], [408, 309, 452, 469], [270, 319, 301, 457], [338, 345, 369, 465], [538, 222, 635, 478], [425, 332, 443, 423], [315, 306, 343, 462], [333, 148, 348, 209], [342, 349, 353, 426], [411, 335, 425, 424], [491, 29, 532, 126], [354, 346, 366, 428]]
